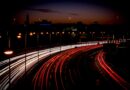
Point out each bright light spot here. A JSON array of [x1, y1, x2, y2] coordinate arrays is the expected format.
[[30, 32, 33, 36], [62, 32, 64, 34], [18, 33, 22, 36], [46, 32, 49, 34], [4, 50, 13, 55], [52, 32, 55, 34], [41, 32, 44, 35], [72, 32, 75, 34], [17, 35, 21, 39]]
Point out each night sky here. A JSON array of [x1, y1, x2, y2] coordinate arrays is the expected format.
[[0, 0, 129, 25]]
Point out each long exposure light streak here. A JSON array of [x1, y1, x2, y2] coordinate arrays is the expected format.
[[33, 44, 102, 90], [0, 41, 109, 90], [96, 51, 130, 90], [0, 41, 102, 89]]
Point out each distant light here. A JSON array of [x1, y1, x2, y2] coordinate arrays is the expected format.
[[52, 32, 54, 34], [56, 32, 59, 34], [33, 32, 36, 35], [100, 32, 105, 34], [29, 32, 33, 36], [18, 33, 22, 36], [41, 32, 44, 35], [72, 32, 75, 34], [4, 50, 13, 55], [71, 32, 76, 37], [62, 32, 64, 34], [83, 32, 85, 34], [0, 35, 1, 38], [17, 35, 21, 39], [46, 32, 49, 34]]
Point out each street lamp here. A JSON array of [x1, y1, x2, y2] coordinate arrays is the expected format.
[[29, 32, 33, 36], [60, 32, 62, 52], [33, 32, 36, 35], [49, 32, 52, 54], [22, 26, 27, 78], [4, 50, 13, 55], [90, 32, 95, 40], [100, 32, 105, 40], [4, 31, 13, 89], [37, 32, 40, 62], [40, 32, 44, 35], [4, 49, 13, 89], [17, 33, 22, 39], [24, 32, 27, 76], [0, 34, 2, 39]]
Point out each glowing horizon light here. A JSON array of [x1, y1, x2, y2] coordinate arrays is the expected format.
[[4, 50, 13, 55], [15, 2, 124, 24]]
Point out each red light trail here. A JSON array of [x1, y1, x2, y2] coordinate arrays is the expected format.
[[33, 45, 102, 90], [96, 51, 130, 90]]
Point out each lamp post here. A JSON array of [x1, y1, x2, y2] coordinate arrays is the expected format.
[[60, 32, 62, 52], [49, 32, 52, 45], [90, 32, 95, 41], [0, 34, 2, 39], [101, 32, 105, 40], [4, 31, 13, 89], [4, 50, 13, 89], [37, 33, 39, 62], [24, 32, 27, 76], [49, 32, 52, 54]]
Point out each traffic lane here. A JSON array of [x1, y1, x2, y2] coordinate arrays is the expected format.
[[95, 51, 130, 90], [0, 41, 107, 89], [33, 45, 102, 90]]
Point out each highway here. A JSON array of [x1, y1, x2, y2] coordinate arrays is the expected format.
[[0, 41, 107, 90], [95, 51, 130, 90], [33, 44, 102, 90], [1, 40, 128, 90]]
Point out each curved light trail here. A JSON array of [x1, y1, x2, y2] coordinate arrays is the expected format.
[[95, 51, 130, 90], [33, 44, 102, 90], [0, 41, 107, 90]]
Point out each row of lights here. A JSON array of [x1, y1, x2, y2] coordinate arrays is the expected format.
[[16, 31, 88, 38], [1, 32, 106, 39], [1, 32, 107, 41]]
